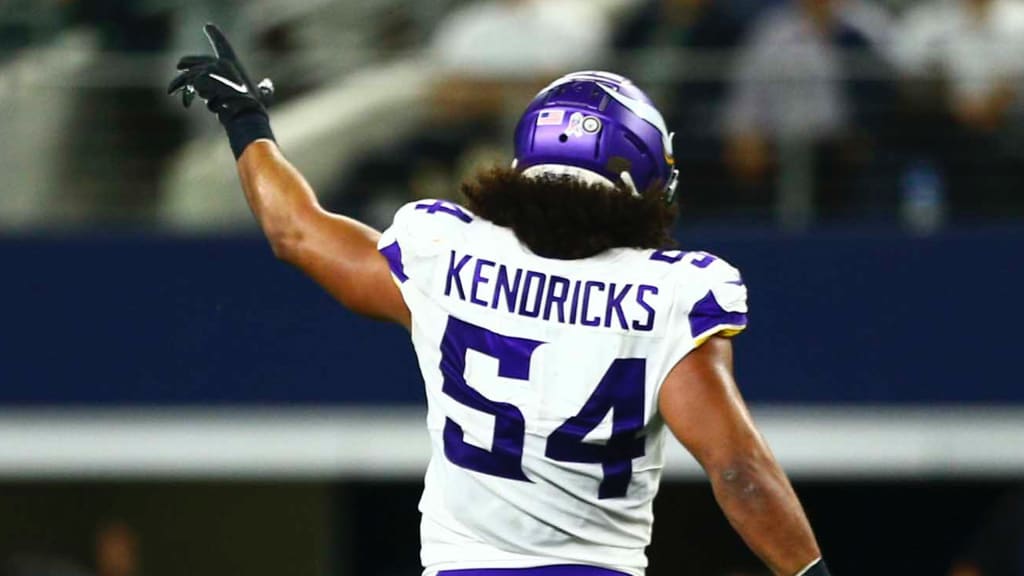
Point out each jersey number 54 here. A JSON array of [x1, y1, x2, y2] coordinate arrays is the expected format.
[[440, 316, 645, 499]]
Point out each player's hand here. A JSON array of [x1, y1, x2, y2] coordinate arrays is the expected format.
[[168, 24, 275, 125]]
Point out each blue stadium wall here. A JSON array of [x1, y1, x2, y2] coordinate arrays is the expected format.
[[2, 226, 1020, 406]]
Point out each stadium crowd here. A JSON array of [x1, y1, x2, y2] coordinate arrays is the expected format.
[[2, 0, 1024, 230]]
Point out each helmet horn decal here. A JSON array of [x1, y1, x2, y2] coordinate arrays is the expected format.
[[597, 84, 674, 157], [536, 71, 630, 97]]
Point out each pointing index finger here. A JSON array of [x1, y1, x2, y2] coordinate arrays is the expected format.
[[203, 23, 236, 61]]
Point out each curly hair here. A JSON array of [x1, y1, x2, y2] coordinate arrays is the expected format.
[[461, 167, 678, 260]]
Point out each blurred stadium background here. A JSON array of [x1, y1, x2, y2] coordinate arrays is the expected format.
[[1, 0, 1024, 574]]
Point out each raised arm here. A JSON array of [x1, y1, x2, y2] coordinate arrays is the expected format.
[[236, 141, 408, 326], [659, 336, 827, 576], [168, 24, 408, 327]]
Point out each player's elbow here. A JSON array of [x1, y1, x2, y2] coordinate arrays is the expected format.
[[266, 225, 305, 264], [261, 204, 322, 264], [707, 448, 781, 506]]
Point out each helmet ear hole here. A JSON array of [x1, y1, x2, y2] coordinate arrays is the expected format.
[[558, 134, 569, 143]]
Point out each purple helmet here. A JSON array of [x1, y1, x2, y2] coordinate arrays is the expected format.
[[513, 71, 678, 203]]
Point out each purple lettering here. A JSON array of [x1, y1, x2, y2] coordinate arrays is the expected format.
[[492, 265, 523, 313], [604, 283, 633, 329], [445, 252, 473, 300], [440, 316, 540, 482], [415, 200, 472, 223], [633, 285, 658, 332], [470, 259, 496, 307], [518, 271, 547, 318], [651, 250, 686, 264], [581, 281, 605, 327], [568, 280, 583, 325], [689, 253, 717, 268], [542, 275, 571, 323]]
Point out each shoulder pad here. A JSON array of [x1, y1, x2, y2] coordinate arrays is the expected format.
[[648, 250, 748, 344], [388, 200, 474, 251], [377, 199, 475, 285]]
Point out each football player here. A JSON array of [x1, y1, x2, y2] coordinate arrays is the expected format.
[[170, 24, 830, 576]]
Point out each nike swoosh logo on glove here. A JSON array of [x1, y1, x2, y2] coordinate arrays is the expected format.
[[209, 73, 249, 94]]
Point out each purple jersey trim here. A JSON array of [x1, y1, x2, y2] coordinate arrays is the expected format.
[[689, 289, 748, 339], [437, 566, 629, 576], [379, 240, 409, 283]]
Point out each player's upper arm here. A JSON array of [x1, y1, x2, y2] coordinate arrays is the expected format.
[[283, 208, 410, 328], [236, 141, 409, 327], [658, 336, 768, 473]]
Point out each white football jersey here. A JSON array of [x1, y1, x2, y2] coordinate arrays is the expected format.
[[378, 200, 748, 576]]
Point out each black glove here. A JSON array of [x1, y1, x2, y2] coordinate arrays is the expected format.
[[168, 24, 277, 158], [801, 559, 831, 576]]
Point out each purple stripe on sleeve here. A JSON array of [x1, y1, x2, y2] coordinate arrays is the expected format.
[[379, 240, 409, 283], [437, 566, 629, 576], [689, 290, 748, 339]]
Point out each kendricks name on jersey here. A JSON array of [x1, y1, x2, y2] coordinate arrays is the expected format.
[[443, 250, 660, 332]]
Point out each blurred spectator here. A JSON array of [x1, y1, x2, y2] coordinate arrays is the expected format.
[[93, 521, 140, 576], [614, 0, 768, 55], [426, 0, 612, 186], [892, 0, 1024, 219], [428, 0, 610, 122], [948, 489, 1024, 576], [431, 0, 609, 79], [2, 520, 139, 576], [613, 0, 766, 218], [895, 0, 1024, 133], [722, 0, 892, 221], [337, 0, 617, 227]]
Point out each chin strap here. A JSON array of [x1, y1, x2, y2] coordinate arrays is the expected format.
[[618, 171, 640, 198]]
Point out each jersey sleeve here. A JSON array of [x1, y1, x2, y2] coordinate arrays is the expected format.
[[662, 253, 749, 350], [687, 257, 749, 346], [377, 199, 474, 294]]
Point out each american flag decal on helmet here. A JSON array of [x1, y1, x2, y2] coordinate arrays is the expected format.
[[537, 109, 566, 127]]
